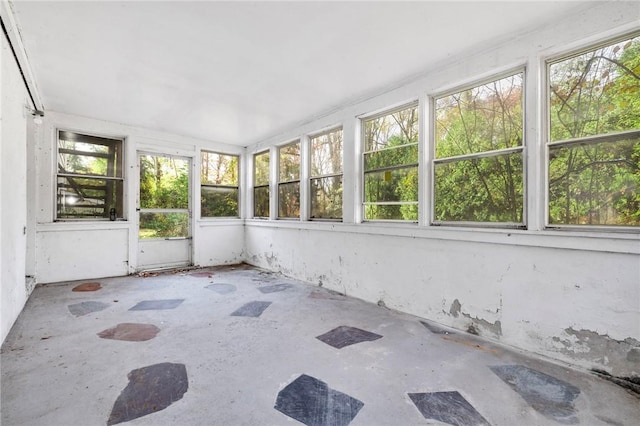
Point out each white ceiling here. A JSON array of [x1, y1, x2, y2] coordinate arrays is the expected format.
[[11, 1, 592, 146]]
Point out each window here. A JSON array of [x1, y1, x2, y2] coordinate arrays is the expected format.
[[363, 103, 419, 221], [200, 151, 239, 218], [310, 128, 343, 220], [278, 141, 300, 218], [56, 130, 124, 220], [434, 72, 525, 225], [253, 150, 270, 218], [547, 34, 640, 227]]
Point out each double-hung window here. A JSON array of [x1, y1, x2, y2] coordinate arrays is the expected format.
[[547, 34, 640, 227], [200, 151, 239, 218], [433, 72, 525, 226], [278, 141, 301, 219], [310, 128, 343, 220], [253, 150, 270, 218], [363, 103, 419, 221], [56, 130, 124, 220]]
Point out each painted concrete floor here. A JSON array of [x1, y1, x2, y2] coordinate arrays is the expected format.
[[1, 264, 638, 426]]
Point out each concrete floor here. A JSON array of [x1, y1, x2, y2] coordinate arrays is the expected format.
[[1, 264, 638, 426]]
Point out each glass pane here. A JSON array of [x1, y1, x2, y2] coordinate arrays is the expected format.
[[278, 182, 300, 218], [549, 137, 640, 226], [434, 152, 524, 223], [364, 167, 418, 203], [201, 152, 238, 186], [57, 177, 122, 219], [139, 212, 189, 239], [201, 186, 239, 217], [364, 144, 418, 171], [364, 105, 418, 152], [436, 73, 523, 158], [365, 204, 418, 221], [310, 176, 342, 219], [279, 142, 300, 182], [311, 129, 343, 177], [253, 186, 270, 217], [139, 155, 189, 209], [58, 135, 122, 178], [549, 35, 640, 141], [254, 151, 270, 185]]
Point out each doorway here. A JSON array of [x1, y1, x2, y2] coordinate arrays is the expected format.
[[137, 153, 192, 270]]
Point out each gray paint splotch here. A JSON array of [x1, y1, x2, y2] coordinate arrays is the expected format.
[[490, 364, 580, 424], [230, 301, 272, 317], [274, 374, 364, 426], [258, 283, 293, 294], [316, 326, 382, 349], [408, 391, 490, 426], [205, 283, 237, 295], [68, 301, 109, 317], [129, 299, 184, 311], [107, 362, 188, 425]]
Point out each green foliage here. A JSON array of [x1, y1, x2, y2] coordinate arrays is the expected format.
[[434, 73, 524, 223], [548, 36, 640, 226], [363, 106, 419, 220], [310, 129, 343, 219], [201, 152, 239, 217]]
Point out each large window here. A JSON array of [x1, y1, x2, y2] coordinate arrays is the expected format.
[[434, 72, 525, 225], [200, 151, 239, 218], [363, 103, 419, 221], [278, 141, 300, 219], [253, 150, 270, 218], [547, 34, 640, 227], [56, 130, 124, 220], [310, 128, 343, 220]]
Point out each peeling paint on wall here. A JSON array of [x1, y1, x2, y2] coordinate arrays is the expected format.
[[552, 328, 640, 378], [447, 299, 502, 338]]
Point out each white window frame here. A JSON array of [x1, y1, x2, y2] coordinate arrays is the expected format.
[[253, 150, 270, 219], [544, 32, 640, 232], [309, 126, 344, 221], [277, 140, 301, 220], [200, 150, 240, 219], [431, 69, 527, 228], [55, 129, 125, 221], [361, 101, 420, 222]]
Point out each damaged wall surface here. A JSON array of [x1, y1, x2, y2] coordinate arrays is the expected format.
[[245, 224, 639, 378]]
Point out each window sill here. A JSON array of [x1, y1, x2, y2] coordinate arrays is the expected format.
[[244, 219, 640, 254]]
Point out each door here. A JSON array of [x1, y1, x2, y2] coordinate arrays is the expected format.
[[137, 153, 192, 270]]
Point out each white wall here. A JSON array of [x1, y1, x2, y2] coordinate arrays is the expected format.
[[35, 111, 244, 283], [0, 30, 30, 342], [244, 2, 640, 378]]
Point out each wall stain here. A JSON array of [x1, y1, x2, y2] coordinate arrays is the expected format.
[[448, 299, 502, 337]]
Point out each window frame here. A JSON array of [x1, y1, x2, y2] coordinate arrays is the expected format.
[[308, 126, 344, 221], [431, 69, 527, 228], [55, 129, 125, 221], [253, 150, 270, 219], [361, 101, 420, 222], [277, 140, 301, 220], [200, 150, 240, 219], [544, 32, 640, 231]]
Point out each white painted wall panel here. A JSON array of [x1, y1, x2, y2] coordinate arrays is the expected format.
[[1, 31, 29, 342], [36, 227, 129, 283], [193, 222, 244, 267]]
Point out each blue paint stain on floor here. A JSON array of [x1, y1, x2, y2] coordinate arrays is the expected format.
[[129, 299, 184, 311], [274, 374, 364, 426], [258, 283, 293, 294], [490, 364, 580, 424], [205, 283, 237, 295], [107, 362, 188, 425], [408, 391, 490, 426], [68, 301, 109, 317], [316, 326, 382, 349], [230, 301, 272, 317]]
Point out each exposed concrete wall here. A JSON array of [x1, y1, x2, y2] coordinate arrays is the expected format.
[[244, 2, 640, 378], [34, 111, 244, 284], [0, 30, 30, 342]]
